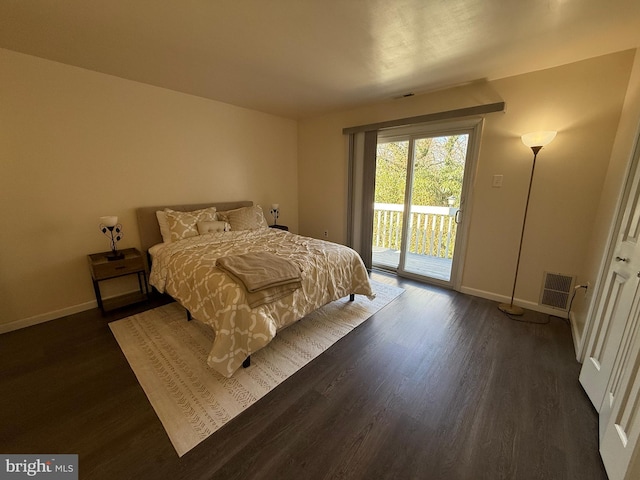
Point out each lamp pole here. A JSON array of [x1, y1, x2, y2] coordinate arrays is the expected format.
[[498, 146, 541, 315], [498, 131, 556, 315]]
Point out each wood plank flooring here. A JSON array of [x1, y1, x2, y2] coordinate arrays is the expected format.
[[0, 272, 607, 479]]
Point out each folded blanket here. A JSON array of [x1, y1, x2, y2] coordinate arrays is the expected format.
[[216, 252, 302, 308]]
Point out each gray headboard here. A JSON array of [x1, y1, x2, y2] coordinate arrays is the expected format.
[[136, 201, 253, 253]]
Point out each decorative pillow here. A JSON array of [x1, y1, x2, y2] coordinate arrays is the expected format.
[[197, 220, 229, 234], [217, 205, 269, 231], [165, 207, 217, 242], [156, 211, 172, 244]]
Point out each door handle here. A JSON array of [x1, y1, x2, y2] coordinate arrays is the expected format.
[[455, 209, 462, 224], [616, 256, 630, 262]]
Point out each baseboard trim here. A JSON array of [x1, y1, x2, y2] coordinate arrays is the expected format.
[[569, 310, 582, 361], [0, 288, 142, 334], [459, 286, 570, 319], [0, 300, 97, 334]]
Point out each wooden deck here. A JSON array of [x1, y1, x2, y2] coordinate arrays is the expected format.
[[372, 247, 453, 281]]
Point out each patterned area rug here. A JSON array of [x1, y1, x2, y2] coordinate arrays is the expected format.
[[109, 280, 403, 456]]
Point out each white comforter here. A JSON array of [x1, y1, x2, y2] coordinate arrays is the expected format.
[[149, 228, 374, 377]]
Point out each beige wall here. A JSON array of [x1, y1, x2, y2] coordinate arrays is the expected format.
[[0, 48, 298, 329], [3, 46, 639, 340], [465, 52, 633, 305], [298, 51, 636, 325]]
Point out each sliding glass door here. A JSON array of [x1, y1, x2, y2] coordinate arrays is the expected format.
[[372, 120, 481, 287]]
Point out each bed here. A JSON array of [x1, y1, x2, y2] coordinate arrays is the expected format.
[[136, 201, 374, 377]]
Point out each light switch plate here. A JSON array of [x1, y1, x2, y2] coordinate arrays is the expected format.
[[492, 174, 503, 188]]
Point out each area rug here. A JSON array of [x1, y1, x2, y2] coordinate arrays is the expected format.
[[109, 280, 403, 456]]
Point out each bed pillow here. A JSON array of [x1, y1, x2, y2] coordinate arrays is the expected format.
[[217, 205, 269, 231], [156, 211, 172, 244], [197, 220, 230, 234], [165, 207, 217, 242]]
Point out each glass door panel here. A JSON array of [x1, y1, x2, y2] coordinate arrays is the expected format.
[[371, 139, 408, 270], [401, 134, 469, 282]]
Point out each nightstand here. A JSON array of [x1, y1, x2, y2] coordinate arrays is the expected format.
[[88, 247, 149, 313], [270, 224, 289, 231]]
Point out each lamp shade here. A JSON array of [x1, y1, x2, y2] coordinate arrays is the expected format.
[[521, 131, 557, 148], [100, 216, 118, 227]]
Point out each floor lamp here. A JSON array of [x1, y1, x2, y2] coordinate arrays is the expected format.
[[498, 131, 557, 315]]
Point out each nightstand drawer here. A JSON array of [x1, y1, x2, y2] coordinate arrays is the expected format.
[[91, 257, 143, 280], [88, 248, 145, 280]]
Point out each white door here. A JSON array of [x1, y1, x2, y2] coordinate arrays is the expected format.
[[579, 132, 640, 479], [580, 131, 640, 417], [579, 251, 640, 425], [599, 318, 640, 480]]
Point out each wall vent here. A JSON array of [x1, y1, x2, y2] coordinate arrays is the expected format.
[[539, 272, 575, 310]]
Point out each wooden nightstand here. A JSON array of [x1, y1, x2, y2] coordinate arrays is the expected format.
[[270, 224, 289, 231], [88, 247, 149, 313]]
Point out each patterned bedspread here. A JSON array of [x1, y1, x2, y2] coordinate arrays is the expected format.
[[149, 228, 374, 377]]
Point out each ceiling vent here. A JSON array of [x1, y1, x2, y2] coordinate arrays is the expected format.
[[540, 272, 576, 310]]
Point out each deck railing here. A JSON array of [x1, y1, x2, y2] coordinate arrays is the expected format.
[[373, 203, 458, 259]]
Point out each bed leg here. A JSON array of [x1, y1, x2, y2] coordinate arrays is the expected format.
[[186, 310, 192, 321], [349, 294, 355, 301], [242, 356, 251, 368]]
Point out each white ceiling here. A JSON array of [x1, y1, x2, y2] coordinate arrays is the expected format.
[[1, 0, 640, 119]]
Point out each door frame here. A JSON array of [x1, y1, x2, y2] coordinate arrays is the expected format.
[[374, 118, 484, 290]]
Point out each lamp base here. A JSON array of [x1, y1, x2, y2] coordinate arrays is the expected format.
[[106, 251, 125, 261], [498, 303, 524, 315]]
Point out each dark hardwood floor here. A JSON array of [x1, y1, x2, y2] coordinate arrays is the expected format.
[[0, 272, 608, 479]]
